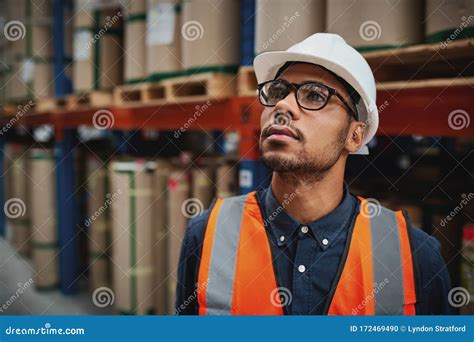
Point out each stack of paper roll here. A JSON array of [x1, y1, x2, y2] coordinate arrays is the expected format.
[[29, 149, 58, 291], [216, 162, 238, 198], [255, 0, 325, 55], [110, 160, 156, 315], [86, 156, 110, 290], [4, 0, 54, 101], [124, 0, 147, 83], [72, 0, 123, 92], [152, 160, 172, 314], [166, 168, 191, 313], [326, 0, 423, 51], [146, 0, 182, 81], [181, 0, 240, 73], [425, 0, 474, 43], [8, 145, 32, 256]]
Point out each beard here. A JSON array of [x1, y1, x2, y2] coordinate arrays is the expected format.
[[260, 122, 350, 184]]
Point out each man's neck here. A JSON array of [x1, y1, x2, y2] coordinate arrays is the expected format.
[[270, 168, 345, 225]]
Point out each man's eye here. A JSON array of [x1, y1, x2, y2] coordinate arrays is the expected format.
[[268, 87, 287, 99], [305, 90, 325, 102]]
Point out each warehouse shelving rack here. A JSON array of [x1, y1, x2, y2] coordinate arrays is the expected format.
[[0, 0, 472, 296], [0, 79, 473, 296]]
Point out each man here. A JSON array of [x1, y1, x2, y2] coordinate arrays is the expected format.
[[176, 33, 452, 315]]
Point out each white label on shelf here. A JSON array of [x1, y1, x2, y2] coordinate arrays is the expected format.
[[146, 3, 175, 46], [73, 30, 93, 61], [239, 170, 253, 189], [21, 58, 34, 82]]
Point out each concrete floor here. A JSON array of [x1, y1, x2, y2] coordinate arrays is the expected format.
[[0, 237, 111, 315]]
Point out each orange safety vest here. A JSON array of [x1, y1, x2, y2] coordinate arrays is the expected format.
[[197, 191, 418, 315]]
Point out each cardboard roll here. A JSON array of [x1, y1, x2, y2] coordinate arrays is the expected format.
[[166, 168, 191, 313], [426, 0, 474, 42], [255, 0, 325, 54], [125, 19, 147, 82], [29, 149, 57, 244], [73, 31, 123, 91], [32, 246, 59, 290], [6, 58, 54, 100], [5, 0, 51, 22], [9, 153, 32, 255], [89, 255, 110, 290], [181, 0, 240, 71], [124, 0, 146, 15], [110, 161, 156, 315], [114, 267, 155, 315], [146, 0, 182, 79], [6, 22, 55, 63], [326, 0, 424, 50], [152, 160, 172, 314]]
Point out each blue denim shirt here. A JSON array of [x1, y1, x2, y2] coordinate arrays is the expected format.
[[175, 186, 453, 315]]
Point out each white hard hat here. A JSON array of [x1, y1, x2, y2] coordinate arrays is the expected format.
[[253, 33, 378, 155]]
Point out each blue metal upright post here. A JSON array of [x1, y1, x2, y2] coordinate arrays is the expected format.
[[53, 0, 72, 96], [55, 128, 79, 295]]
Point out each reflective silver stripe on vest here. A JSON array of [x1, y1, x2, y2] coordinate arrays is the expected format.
[[205, 195, 247, 315], [369, 205, 404, 315]]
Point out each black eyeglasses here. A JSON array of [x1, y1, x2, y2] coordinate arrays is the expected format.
[[257, 79, 358, 119]]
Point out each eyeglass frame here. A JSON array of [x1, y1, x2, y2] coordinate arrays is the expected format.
[[257, 79, 358, 120]]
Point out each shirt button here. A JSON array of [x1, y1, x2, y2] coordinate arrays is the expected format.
[[301, 226, 309, 234], [279, 235, 285, 242], [298, 265, 306, 273], [322, 238, 329, 246]]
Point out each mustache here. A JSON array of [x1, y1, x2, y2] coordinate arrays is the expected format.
[[261, 123, 305, 142]]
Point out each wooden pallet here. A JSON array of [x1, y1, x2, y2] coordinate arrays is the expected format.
[[114, 72, 237, 107], [363, 39, 474, 82], [35, 96, 67, 113], [237, 66, 258, 97], [66, 90, 114, 110]]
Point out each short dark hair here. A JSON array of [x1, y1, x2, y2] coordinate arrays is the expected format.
[[273, 61, 360, 118]]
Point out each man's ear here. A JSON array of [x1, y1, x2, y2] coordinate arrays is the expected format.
[[345, 121, 366, 153]]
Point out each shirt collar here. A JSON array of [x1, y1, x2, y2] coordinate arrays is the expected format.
[[262, 184, 356, 250]]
